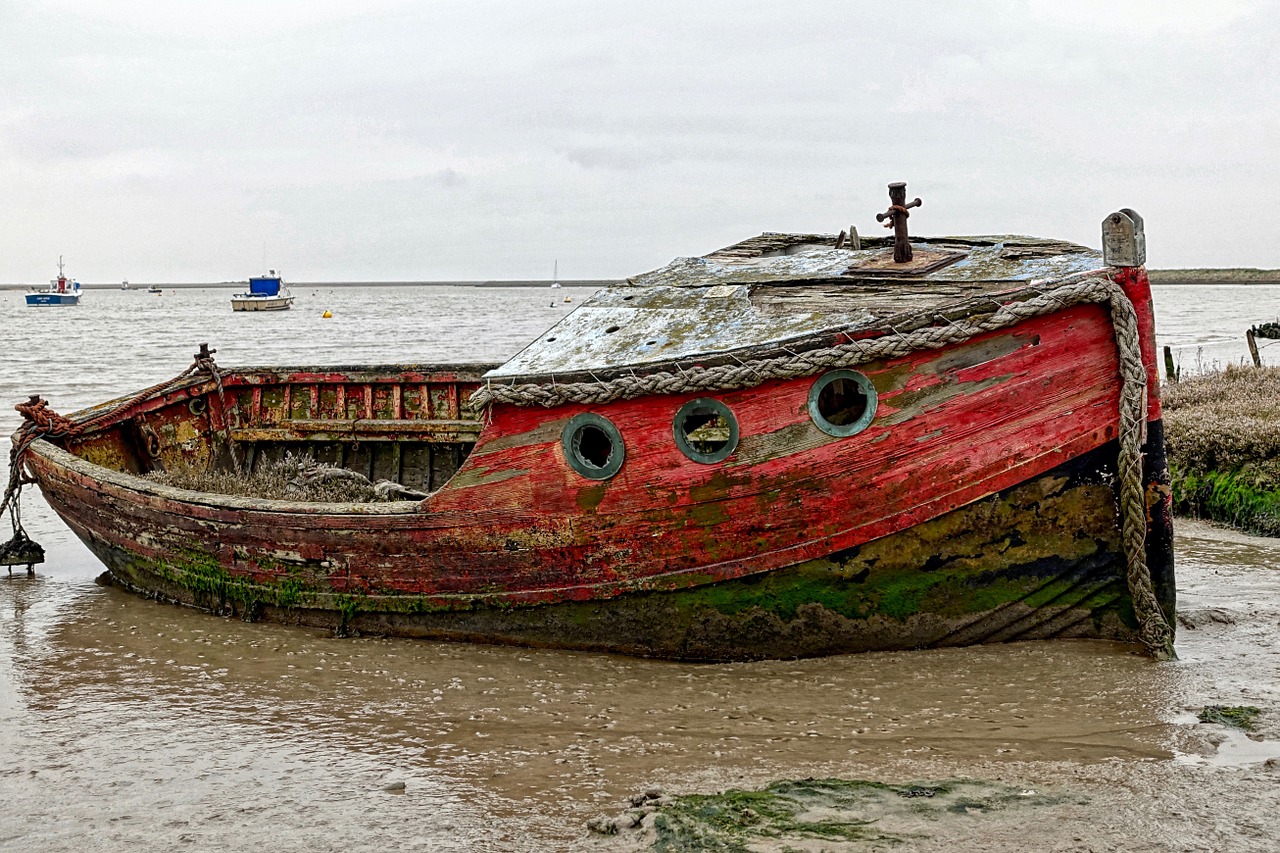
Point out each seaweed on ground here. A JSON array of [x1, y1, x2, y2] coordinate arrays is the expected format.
[[624, 778, 1083, 852], [1198, 705, 1262, 731]]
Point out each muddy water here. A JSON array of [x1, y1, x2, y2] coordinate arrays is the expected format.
[[3, 285, 1280, 851]]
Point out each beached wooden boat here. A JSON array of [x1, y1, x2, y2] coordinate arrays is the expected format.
[[4, 192, 1176, 659]]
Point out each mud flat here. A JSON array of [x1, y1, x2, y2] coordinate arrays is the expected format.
[[573, 521, 1280, 853], [1163, 366, 1280, 536], [5, 520, 1280, 851]]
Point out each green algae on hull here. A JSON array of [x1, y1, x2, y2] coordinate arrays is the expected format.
[[86, 447, 1142, 659]]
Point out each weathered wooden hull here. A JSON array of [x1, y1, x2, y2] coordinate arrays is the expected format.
[[19, 268, 1176, 659], [36, 430, 1173, 659]]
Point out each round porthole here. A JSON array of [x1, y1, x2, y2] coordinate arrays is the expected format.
[[674, 398, 739, 464], [808, 370, 877, 437], [562, 413, 625, 480]]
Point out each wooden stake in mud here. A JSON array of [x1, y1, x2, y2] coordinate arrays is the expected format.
[[1247, 329, 1262, 367], [875, 182, 922, 263], [1163, 345, 1178, 382]]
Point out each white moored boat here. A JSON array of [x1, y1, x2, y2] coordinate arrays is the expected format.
[[231, 270, 294, 312]]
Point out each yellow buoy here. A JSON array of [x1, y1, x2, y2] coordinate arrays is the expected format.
[[322, 310, 332, 318]]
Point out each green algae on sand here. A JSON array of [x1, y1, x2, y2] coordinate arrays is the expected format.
[[1197, 705, 1262, 731], [592, 778, 1086, 851]]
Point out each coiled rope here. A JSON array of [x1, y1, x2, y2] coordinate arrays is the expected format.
[[469, 276, 1176, 660]]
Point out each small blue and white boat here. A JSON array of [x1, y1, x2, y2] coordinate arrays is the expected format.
[[25, 257, 82, 306], [231, 270, 294, 311]]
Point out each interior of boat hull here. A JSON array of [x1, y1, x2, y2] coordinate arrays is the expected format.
[[64, 364, 497, 496]]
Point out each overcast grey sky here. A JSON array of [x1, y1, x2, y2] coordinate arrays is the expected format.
[[2, 1, 1275, 282]]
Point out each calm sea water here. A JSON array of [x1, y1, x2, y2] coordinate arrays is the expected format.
[[3, 284, 1280, 851], [1154, 284, 1280, 376]]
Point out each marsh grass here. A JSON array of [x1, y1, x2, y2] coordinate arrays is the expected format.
[[145, 455, 379, 503], [1163, 365, 1280, 535]]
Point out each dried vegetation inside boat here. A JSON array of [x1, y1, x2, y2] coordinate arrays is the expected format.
[[145, 454, 415, 502], [69, 364, 495, 503]]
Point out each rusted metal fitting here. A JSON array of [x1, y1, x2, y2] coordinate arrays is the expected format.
[[875, 182, 922, 263]]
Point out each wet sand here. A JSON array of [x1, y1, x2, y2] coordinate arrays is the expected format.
[[2, 520, 1278, 851]]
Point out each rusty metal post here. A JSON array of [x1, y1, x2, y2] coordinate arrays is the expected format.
[[875, 182, 921, 263]]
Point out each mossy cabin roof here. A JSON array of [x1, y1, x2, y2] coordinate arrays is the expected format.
[[486, 232, 1105, 382]]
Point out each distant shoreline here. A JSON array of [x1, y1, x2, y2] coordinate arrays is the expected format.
[[1147, 269, 1280, 284], [0, 280, 621, 292]]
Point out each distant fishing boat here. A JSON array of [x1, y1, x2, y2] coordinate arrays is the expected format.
[[121, 280, 130, 291], [231, 271, 294, 312], [25, 257, 82, 306], [5, 185, 1176, 661], [147, 286, 162, 294]]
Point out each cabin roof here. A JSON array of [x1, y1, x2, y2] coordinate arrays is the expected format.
[[486, 232, 1105, 382]]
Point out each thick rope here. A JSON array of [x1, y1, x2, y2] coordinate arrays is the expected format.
[[470, 276, 1176, 659], [471, 278, 1126, 409], [1106, 291, 1176, 660]]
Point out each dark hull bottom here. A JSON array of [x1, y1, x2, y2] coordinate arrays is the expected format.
[[87, 433, 1175, 661]]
